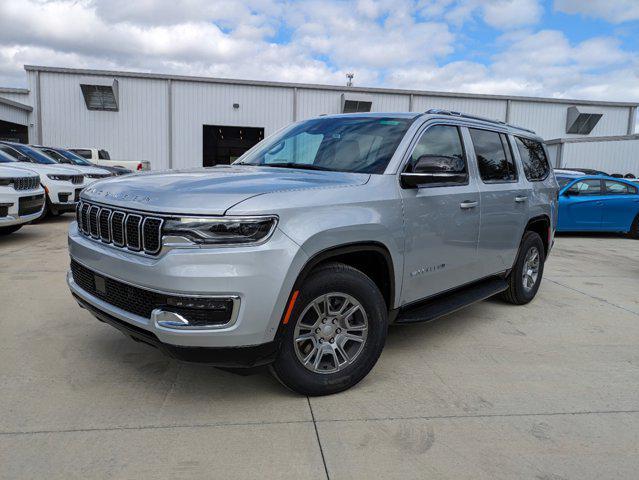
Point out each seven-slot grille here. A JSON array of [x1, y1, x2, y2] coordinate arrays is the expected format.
[[76, 201, 163, 255], [13, 176, 40, 191], [71, 175, 84, 185]]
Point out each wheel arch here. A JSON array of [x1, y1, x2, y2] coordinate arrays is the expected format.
[[524, 214, 551, 256]]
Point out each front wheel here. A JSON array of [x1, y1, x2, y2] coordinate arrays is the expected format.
[[271, 262, 388, 396], [501, 231, 546, 305], [630, 214, 639, 239]]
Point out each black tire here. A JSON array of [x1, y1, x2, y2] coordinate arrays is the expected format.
[[630, 215, 639, 239], [501, 231, 546, 305], [271, 262, 388, 396], [0, 224, 22, 235]]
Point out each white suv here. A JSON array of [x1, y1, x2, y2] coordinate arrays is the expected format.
[[0, 145, 84, 216], [0, 164, 45, 234]]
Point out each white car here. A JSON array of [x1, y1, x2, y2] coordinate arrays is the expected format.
[[30, 146, 112, 181], [0, 164, 45, 234], [68, 147, 150, 171], [0, 145, 84, 216]]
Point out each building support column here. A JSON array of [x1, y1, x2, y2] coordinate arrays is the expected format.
[[505, 99, 512, 123], [167, 79, 173, 169], [36, 71, 43, 145], [408, 94, 414, 112], [555, 141, 565, 168], [293, 87, 298, 122], [628, 106, 637, 135]]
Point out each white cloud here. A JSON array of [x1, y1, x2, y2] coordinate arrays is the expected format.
[[0, 0, 637, 108], [554, 0, 639, 23]]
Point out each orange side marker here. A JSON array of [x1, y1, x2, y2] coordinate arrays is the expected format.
[[282, 290, 300, 325]]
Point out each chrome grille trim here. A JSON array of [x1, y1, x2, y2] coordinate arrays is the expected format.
[[13, 176, 40, 190], [99, 208, 112, 243], [89, 205, 100, 238], [76, 201, 164, 256], [71, 175, 84, 185]]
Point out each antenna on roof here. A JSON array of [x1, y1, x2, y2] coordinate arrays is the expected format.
[[346, 73, 354, 87]]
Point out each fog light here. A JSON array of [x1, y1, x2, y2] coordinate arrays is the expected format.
[[58, 193, 71, 202], [0, 203, 12, 217]]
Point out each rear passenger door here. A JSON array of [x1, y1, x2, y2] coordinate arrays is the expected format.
[[468, 128, 530, 276], [399, 123, 482, 304], [600, 180, 639, 231]]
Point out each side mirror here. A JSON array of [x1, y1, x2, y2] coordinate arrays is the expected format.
[[400, 155, 467, 189]]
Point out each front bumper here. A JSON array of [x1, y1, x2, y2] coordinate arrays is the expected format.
[[0, 189, 45, 226], [46, 181, 82, 210], [67, 221, 308, 348], [73, 293, 279, 367]]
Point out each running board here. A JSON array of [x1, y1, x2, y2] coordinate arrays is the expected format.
[[395, 276, 508, 324]]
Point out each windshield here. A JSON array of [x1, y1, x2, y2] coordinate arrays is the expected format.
[[236, 116, 414, 174], [0, 149, 17, 163], [54, 148, 93, 166], [12, 144, 57, 164]]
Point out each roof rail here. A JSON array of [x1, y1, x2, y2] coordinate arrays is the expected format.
[[424, 109, 536, 135]]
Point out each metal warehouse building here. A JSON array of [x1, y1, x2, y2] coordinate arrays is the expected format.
[[0, 65, 638, 174]]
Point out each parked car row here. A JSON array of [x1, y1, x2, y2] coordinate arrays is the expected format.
[[0, 142, 133, 235], [69, 147, 150, 171]]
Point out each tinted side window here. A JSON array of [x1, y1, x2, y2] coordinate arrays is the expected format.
[[605, 180, 637, 194], [567, 179, 602, 195], [514, 137, 549, 181], [71, 149, 92, 159], [0, 145, 20, 159], [98, 149, 110, 160], [469, 128, 517, 182], [408, 125, 466, 173]]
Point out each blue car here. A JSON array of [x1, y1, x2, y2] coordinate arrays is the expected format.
[[556, 174, 639, 238]]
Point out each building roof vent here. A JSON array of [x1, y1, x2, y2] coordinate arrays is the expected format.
[[80, 79, 119, 111], [341, 93, 372, 113], [566, 106, 602, 134]]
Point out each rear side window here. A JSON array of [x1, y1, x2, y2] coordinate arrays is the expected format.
[[71, 149, 92, 159], [98, 149, 110, 160], [469, 128, 517, 182], [567, 179, 602, 195], [605, 180, 637, 194], [514, 137, 550, 181]]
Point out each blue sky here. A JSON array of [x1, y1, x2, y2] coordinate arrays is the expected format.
[[0, 0, 637, 106]]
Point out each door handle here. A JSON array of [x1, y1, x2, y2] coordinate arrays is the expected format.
[[515, 195, 528, 203], [459, 201, 478, 209]]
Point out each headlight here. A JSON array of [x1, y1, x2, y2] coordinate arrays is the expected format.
[[47, 174, 72, 181], [163, 216, 278, 245], [86, 173, 111, 179], [0, 178, 12, 186]]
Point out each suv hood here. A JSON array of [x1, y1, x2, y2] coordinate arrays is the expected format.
[[3, 162, 82, 176], [80, 165, 370, 215], [0, 165, 40, 178], [68, 165, 111, 175]]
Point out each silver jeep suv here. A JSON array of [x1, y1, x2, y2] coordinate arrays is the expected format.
[[68, 110, 558, 395]]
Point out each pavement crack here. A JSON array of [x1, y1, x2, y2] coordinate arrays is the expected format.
[[545, 277, 639, 317], [307, 397, 330, 480]]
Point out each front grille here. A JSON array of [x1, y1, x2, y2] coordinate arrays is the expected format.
[[18, 194, 44, 216], [70, 259, 234, 324], [71, 175, 84, 185], [14, 176, 40, 191], [77, 201, 163, 255]]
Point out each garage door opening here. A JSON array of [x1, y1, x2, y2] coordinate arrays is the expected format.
[[0, 119, 28, 143], [203, 125, 264, 167]]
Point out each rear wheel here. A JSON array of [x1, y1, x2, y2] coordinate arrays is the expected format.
[[502, 231, 545, 305], [0, 224, 22, 235], [630, 214, 639, 239], [271, 262, 387, 396]]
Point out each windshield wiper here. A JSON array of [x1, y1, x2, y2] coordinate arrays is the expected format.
[[250, 162, 333, 171]]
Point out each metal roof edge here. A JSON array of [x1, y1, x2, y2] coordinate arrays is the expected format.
[[0, 87, 29, 94], [23, 65, 639, 109], [0, 95, 33, 112], [545, 134, 639, 145]]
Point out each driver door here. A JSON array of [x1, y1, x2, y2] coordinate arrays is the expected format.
[[399, 124, 481, 305]]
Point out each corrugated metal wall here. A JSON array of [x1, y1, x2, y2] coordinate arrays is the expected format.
[[31, 71, 169, 169], [171, 81, 294, 170], [0, 91, 30, 104], [25, 68, 637, 170], [0, 102, 29, 126], [509, 101, 630, 139], [562, 139, 639, 176]]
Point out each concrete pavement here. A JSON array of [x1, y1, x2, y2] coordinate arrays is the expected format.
[[1, 217, 638, 479]]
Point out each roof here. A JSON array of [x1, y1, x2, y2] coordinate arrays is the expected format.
[[24, 65, 639, 108], [0, 95, 32, 112], [0, 87, 29, 94]]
